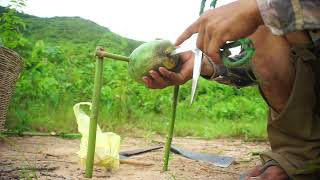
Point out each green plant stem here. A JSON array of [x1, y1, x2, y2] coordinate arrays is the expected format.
[[85, 57, 104, 178], [163, 85, 179, 171], [102, 52, 130, 62]]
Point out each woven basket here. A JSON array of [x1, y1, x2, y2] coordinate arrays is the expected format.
[[0, 46, 23, 132]]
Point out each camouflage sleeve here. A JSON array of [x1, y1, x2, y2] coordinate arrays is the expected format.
[[256, 0, 320, 35]]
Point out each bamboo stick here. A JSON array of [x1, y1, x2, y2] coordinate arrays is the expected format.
[[95, 47, 130, 62], [102, 52, 130, 62], [163, 85, 179, 171], [85, 57, 104, 178]]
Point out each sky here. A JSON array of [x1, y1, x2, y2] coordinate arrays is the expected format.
[[0, 0, 235, 42]]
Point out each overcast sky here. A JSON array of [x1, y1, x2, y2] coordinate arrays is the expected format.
[[0, 0, 235, 42]]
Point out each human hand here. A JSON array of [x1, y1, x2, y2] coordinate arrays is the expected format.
[[143, 51, 215, 89], [175, 0, 263, 64], [142, 51, 194, 89]]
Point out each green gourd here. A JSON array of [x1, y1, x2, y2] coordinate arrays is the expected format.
[[96, 39, 180, 83], [128, 39, 179, 83]]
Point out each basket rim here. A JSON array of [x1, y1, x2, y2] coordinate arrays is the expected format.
[[0, 46, 24, 61]]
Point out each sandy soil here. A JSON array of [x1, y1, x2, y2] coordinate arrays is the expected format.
[[0, 136, 269, 180]]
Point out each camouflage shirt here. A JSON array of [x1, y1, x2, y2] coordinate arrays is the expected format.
[[257, 0, 320, 50]]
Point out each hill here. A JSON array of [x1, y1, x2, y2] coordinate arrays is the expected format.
[[21, 14, 143, 55], [0, 5, 142, 55]]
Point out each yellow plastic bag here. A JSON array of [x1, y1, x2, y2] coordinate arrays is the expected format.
[[73, 102, 121, 170]]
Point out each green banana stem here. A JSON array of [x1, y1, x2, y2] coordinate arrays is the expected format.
[[163, 85, 179, 171], [85, 57, 104, 178]]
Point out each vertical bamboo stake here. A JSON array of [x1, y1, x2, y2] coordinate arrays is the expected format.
[[163, 85, 179, 171], [85, 57, 104, 178]]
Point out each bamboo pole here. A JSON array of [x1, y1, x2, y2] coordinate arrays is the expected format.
[[95, 47, 130, 62], [85, 57, 104, 178], [84, 47, 129, 178], [102, 52, 130, 62], [163, 85, 179, 171]]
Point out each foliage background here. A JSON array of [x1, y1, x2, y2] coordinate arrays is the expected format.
[[0, 5, 268, 139]]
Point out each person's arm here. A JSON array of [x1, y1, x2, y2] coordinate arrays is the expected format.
[[257, 0, 320, 35]]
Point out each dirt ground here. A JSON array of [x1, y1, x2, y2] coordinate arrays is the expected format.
[[0, 135, 269, 180]]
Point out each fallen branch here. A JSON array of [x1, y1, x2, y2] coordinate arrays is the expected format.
[[200, 164, 240, 176], [0, 166, 58, 173], [1, 158, 78, 164], [1, 131, 81, 139], [0, 161, 13, 165], [210, 169, 240, 176], [38, 160, 78, 164], [45, 153, 61, 158], [39, 172, 68, 179], [120, 159, 154, 166]]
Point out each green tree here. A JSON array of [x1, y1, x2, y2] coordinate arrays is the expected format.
[[0, 0, 27, 49]]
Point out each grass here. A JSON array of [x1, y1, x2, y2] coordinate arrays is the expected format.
[[132, 112, 267, 140], [6, 99, 267, 141], [6, 80, 268, 140]]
